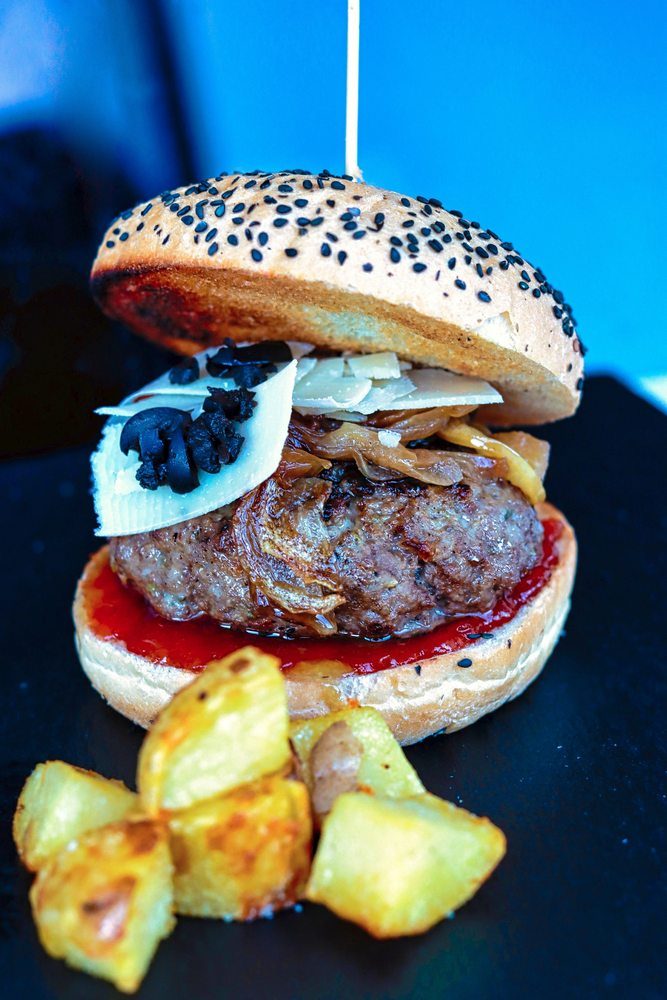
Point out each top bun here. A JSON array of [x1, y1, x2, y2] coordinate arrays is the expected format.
[[91, 169, 584, 424]]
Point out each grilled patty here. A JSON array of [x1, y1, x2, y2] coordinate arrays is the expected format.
[[109, 463, 543, 640]]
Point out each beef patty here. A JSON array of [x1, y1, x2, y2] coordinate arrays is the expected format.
[[109, 463, 543, 640]]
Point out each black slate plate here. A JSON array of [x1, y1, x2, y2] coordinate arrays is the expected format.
[[1, 376, 666, 999]]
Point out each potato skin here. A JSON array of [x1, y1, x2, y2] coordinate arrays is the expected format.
[[138, 648, 290, 814], [168, 776, 312, 920], [291, 707, 424, 822], [30, 819, 174, 994], [13, 761, 137, 871], [306, 792, 506, 937]]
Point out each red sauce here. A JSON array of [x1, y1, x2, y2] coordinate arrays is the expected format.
[[86, 519, 563, 676]]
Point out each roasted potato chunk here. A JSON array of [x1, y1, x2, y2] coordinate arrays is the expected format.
[[138, 648, 290, 813], [306, 792, 506, 937], [169, 775, 312, 919], [13, 761, 137, 871], [30, 819, 174, 993], [291, 707, 424, 820]]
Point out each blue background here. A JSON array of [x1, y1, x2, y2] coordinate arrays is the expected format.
[[0, 0, 665, 379]]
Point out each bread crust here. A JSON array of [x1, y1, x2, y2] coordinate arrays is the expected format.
[[90, 171, 583, 426], [73, 503, 576, 744]]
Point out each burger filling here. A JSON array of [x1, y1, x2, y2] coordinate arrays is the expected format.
[[93, 342, 550, 643], [109, 459, 542, 640]]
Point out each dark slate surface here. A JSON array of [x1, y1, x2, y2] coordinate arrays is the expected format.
[[1, 376, 665, 999]]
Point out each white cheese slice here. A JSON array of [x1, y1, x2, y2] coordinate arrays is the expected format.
[[387, 370, 503, 409], [346, 352, 401, 380], [93, 361, 297, 537], [352, 375, 416, 414], [378, 429, 401, 448], [95, 395, 203, 419], [295, 356, 318, 381], [293, 373, 372, 411]]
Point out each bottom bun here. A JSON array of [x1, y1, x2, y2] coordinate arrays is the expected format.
[[73, 502, 576, 745]]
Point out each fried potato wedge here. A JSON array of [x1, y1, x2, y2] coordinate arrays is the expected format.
[[138, 648, 290, 813], [13, 761, 137, 871], [306, 792, 506, 937], [291, 707, 424, 821], [30, 819, 174, 993], [169, 775, 312, 920]]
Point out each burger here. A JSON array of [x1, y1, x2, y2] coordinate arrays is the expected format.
[[74, 169, 581, 744]]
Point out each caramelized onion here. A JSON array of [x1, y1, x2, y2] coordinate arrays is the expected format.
[[230, 476, 344, 635], [277, 446, 331, 484], [289, 417, 465, 488]]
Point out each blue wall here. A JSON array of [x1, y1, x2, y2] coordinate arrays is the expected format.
[[0, 0, 664, 378], [167, 0, 667, 378]]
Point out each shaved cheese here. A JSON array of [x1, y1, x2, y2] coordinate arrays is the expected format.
[[378, 429, 401, 448], [96, 395, 203, 419], [353, 375, 416, 414], [389, 370, 502, 409], [294, 373, 372, 411], [93, 361, 297, 537], [295, 356, 318, 381], [310, 357, 345, 378], [346, 352, 401, 380]]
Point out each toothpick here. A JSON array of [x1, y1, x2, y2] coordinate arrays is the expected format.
[[346, 0, 362, 181]]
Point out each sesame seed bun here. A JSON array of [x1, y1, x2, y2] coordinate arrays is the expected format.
[[90, 170, 584, 425], [72, 503, 576, 744]]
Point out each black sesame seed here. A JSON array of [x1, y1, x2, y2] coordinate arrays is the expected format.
[[362, 262, 373, 272], [337, 250, 347, 264], [331, 181, 345, 190], [205, 228, 218, 242], [258, 232, 268, 246], [273, 218, 288, 228], [227, 234, 238, 245], [390, 236, 402, 247], [343, 221, 357, 231], [478, 291, 491, 302], [278, 183, 293, 192], [390, 248, 401, 263], [455, 279, 466, 290], [532, 288, 541, 298], [276, 204, 291, 214], [295, 198, 308, 208], [447, 257, 456, 270], [353, 230, 366, 240], [576, 377, 584, 390], [251, 249, 263, 262], [400, 197, 410, 207], [321, 243, 332, 257], [476, 263, 484, 277], [140, 202, 153, 216], [518, 281, 529, 290], [413, 262, 427, 273], [457, 657, 472, 668], [208, 242, 218, 256], [105, 240, 115, 248], [284, 248, 298, 258], [428, 239, 443, 252]]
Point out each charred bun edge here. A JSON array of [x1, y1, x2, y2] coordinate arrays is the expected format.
[[73, 503, 576, 743]]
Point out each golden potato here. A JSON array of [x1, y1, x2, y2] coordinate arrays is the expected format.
[[306, 792, 506, 937], [13, 761, 137, 871], [30, 818, 174, 993], [138, 648, 290, 814], [291, 707, 424, 820], [169, 775, 312, 920]]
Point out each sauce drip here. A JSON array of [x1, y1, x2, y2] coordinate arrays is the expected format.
[[86, 519, 563, 675]]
